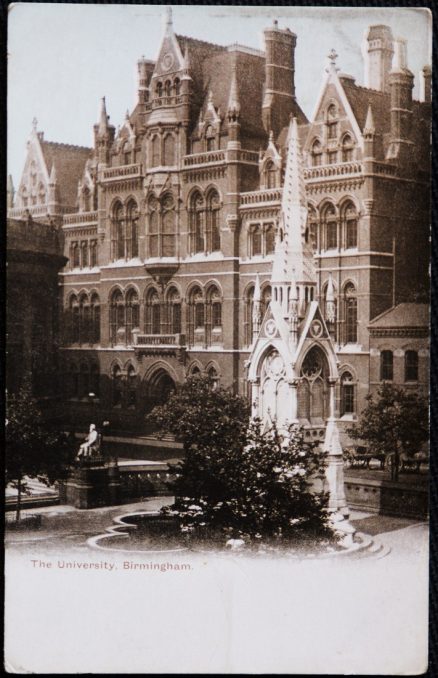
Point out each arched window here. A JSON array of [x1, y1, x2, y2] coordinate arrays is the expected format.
[[81, 241, 89, 268], [187, 287, 204, 346], [126, 289, 139, 345], [123, 141, 131, 165], [265, 223, 275, 254], [71, 242, 80, 269], [90, 294, 100, 344], [322, 204, 337, 250], [112, 365, 123, 407], [90, 363, 100, 397], [111, 202, 124, 260], [151, 135, 160, 167], [244, 285, 254, 346], [307, 205, 318, 251], [261, 285, 271, 317], [326, 104, 338, 140], [163, 134, 175, 166], [161, 194, 176, 257], [380, 350, 393, 381], [126, 200, 139, 258], [78, 294, 89, 344], [164, 80, 172, 97], [311, 140, 322, 167], [110, 290, 125, 344], [264, 160, 277, 189], [340, 371, 355, 415], [174, 78, 181, 96], [156, 81, 163, 98], [206, 190, 221, 252], [190, 192, 204, 254], [344, 283, 357, 344], [208, 366, 219, 390], [205, 126, 215, 152], [82, 187, 91, 212], [145, 289, 161, 334], [90, 240, 98, 267], [148, 197, 159, 257], [342, 202, 358, 249], [342, 134, 354, 162], [167, 287, 181, 334], [405, 350, 418, 382], [298, 346, 329, 423], [251, 225, 262, 256], [322, 281, 337, 340], [206, 286, 222, 346], [127, 365, 137, 407]]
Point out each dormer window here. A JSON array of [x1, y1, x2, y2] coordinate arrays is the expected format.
[[264, 160, 277, 188], [311, 140, 322, 167]]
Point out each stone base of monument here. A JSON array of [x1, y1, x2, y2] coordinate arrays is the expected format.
[[63, 459, 121, 509]]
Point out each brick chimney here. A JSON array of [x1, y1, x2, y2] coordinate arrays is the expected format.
[[262, 20, 296, 138]]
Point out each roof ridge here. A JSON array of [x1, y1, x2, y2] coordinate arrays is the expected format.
[[41, 140, 92, 152], [176, 33, 226, 52], [341, 80, 388, 97]]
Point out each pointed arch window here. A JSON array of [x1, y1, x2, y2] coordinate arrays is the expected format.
[[164, 80, 172, 97], [206, 190, 221, 252], [343, 202, 358, 249], [205, 125, 215, 152], [145, 289, 161, 335], [344, 283, 358, 344], [187, 287, 204, 346], [69, 295, 80, 343], [148, 197, 159, 257], [127, 365, 137, 408], [90, 294, 100, 344], [126, 200, 139, 258], [190, 192, 204, 254], [112, 365, 124, 407], [126, 289, 140, 345], [322, 204, 337, 250], [90, 240, 98, 267], [151, 135, 160, 167], [261, 285, 272, 317], [244, 285, 255, 346], [174, 78, 181, 96], [162, 194, 176, 257], [81, 241, 89, 268], [110, 290, 125, 344], [156, 81, 163, 99], [111, 202, 125, 260], [206, 286, 222, 346], [342, 134, 354, 162], [71, 242, 80, 268], [265, 223, 275, 254], [326, 104, 338, 140], [264, 160, 277, 189], [250, 225, 262, 257], [167, 287, 181, 334], [311, 140, 322, 167], [341, 371, 355, 415], [163, 133, 175, 166]]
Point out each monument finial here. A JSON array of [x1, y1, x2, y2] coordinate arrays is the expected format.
[[166, 6, 173, 27], [32, 117, 38, 131], [327, 48, 338, 65]]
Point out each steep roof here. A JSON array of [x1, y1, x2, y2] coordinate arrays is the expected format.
[[339, 78, 391, 137], [40, 141, 92, 209], [369, 303, 429, 328]]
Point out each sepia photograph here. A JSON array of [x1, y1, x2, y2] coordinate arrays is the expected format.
[[5, 3, 432, 674]]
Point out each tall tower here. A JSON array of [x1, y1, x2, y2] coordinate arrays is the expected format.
[[262, 20, 297, 138], [363, 24, 394, 92]]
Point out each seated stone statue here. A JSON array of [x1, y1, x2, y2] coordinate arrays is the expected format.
[[76, 424, 100, 460]]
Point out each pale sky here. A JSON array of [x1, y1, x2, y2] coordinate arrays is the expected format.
[[7, 3, 432, 189]]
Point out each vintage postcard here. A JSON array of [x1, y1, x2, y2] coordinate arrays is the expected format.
[[5, 3, 432, 674]]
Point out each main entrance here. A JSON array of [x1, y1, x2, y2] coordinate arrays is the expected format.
[[144, 369, 176, 413]]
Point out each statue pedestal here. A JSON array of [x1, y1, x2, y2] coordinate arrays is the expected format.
[[65, 458, 121, 509], [323, 418, 349, 517]]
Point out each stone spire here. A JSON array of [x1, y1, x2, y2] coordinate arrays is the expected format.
[[166, 6, 173, 31], [363, 104, 375, 135], [7, 174, 14, 210], [271, 116, 315, 319], [98, 97, 110, 135], [252, 272, 262, 341], [227, 63, 240, 121]]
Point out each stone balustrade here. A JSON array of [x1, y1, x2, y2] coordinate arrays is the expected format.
[[101, 163, 142, 181], [240, 188, 282, 206]]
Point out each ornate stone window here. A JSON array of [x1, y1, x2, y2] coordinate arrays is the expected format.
[[109, 290, 125, 344], [342, 202, 358, 249], [264, 160, 277, 188], [145, 288, 161, 334], [327, 150, 337, 164], [343, 282, 358, 343], [244, 285, 255, 346], [206, 189, 221, 252], [326, 104, 338, 140], [151, 134, 160, 167], [322, 204, 337, 250], [127, 365, 137, 408], [111, 202, 125, 260], [90, 293, 100, 344], [90, 240, 98, 267], [148, 197, 159, 257], [187, 287, 204, 346], [81, 241, 89, 268], [112, 365, 123, 407], [125, 289, 140, 345], [166, 287, 181, 334], [340, 371, 355, 415], [163, 133, 175, 166], [189, 191, 204, 254], [71, 242, 80, 268], [156, 81, 163, 98], [205, 125, 215, 152], [342, 134, 354, 162], [298, 346, 329, 423], [311, 140, 322, 167], [405, 350, 418, 382], [126, 200, 139, 258], [250, 224, 262, 256], [306, 205, 318, 252], [380, 350, 393, 381], [161, 193, 176, 257], [174, 78, 181, 96]]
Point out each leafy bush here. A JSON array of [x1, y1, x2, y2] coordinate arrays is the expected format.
[[148, 376, 331, 543]]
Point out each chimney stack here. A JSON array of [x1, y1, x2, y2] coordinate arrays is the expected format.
[[363, 25, 394, 92], [388, 38, 414, 146], [262, 21, 297, 138], [420, 65, 431, 103], [137, 57, 154, 105]]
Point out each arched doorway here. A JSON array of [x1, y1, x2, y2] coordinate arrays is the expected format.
[[297, 345, 330, 424], [146, 369, 176, 412]]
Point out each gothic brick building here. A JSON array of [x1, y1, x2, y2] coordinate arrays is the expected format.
[[8, 14, 430, 441]]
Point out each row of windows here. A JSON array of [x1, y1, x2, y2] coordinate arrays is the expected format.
[[308, 201, 358, 251], [380, 350, 419, 382], [248, 223, 276, 257], [67, 294, 100, 344], [310, 133, 355, 166], [70, 240, 98, 269]]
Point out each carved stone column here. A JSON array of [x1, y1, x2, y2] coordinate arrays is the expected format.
[[323, 377, 348, 515]]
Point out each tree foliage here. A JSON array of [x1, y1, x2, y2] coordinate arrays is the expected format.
[[6, 380, 76, 520], [147, 375, 331, 542], [347, 384, 428, 480]]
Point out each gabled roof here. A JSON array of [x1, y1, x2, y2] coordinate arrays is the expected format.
[[369, 303, 429, 328], [40, 141, 92, 209], [339, 77, 391, 137]]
